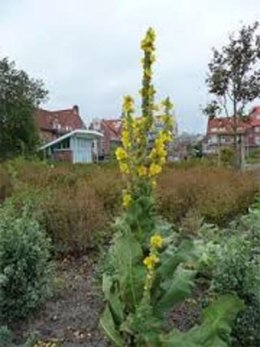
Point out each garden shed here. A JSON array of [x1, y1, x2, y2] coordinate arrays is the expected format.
[[40, 129, 103, 163]]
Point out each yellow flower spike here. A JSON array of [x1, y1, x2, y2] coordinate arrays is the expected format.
[[119, 162, 130, 175], [149, 163, 162, 177], [137, 165, 147, 177], [122, 130, 130, 148], [143, 254, 160, 270], [150, 235, 163, 249], [123, 95, 135, 113], [122, 193, 132, 208], [115, 147, 127, 161]]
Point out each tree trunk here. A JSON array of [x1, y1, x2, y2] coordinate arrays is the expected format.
[[233, 101, 241, 170]]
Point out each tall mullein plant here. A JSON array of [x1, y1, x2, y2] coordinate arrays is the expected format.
[[100, 28, 243, 347], [115, 28, 173, 242]]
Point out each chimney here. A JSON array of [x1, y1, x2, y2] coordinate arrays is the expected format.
[[73, 105, 79, 115]]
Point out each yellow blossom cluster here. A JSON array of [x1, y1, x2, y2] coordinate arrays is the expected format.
[[115, 147, 127, 161], [143, 234, 164, 293], [150, 234, 163, 249], [143, 254, 159, 270], [115, 27, 174, 210], [140, 27, 156, 52], [122, 192, 132, 208]]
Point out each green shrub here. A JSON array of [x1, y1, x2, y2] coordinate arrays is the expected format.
[[0, 204, 53, 320], [213, 213, 260, 347], [0, 326, 12, 347], [220, 147, 236, 167]]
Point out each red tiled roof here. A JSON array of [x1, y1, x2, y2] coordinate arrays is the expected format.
[[35, 105, 86, 133], [102, 119, 122, 140]]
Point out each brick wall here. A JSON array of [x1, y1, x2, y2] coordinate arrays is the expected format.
[[53, 149, 73, 163]]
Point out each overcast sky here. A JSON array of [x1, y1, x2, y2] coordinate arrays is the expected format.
[[0, 0, 259, 133]]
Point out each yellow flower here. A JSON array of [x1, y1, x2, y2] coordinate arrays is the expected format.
[[150, 235, 163, 249], [161, 131, 172, 143], [119, 162, 130, 174], [159, 157, 166, 165], [122, 130, 130, 148], [137, 165, 147, 177], [143, 254, 159, 270], [149, 163, 162, 176], [156, 146, 167, 158], [123, 95, 134, 113], [123, 193, 132, 208], [115, 147, 127, 161]]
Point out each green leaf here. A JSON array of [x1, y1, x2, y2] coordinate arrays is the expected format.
[[155, 266, 196, 316], [163, 294, 244, 347], [157, 240, 197, 279], [102, 273, 124, 323], [100, 305, 123, 347], [110, 231, 145, 308], [191, 294, 245, 346]]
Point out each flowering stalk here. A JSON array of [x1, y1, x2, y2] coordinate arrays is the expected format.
[[115, 28, 174, 215], [143, 235, 163, 301]]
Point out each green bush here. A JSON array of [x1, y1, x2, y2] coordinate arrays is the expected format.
[[220, 147, 236, 167], [210, 204, 260, 347], [0, 204, 53, 320], [0, 326, 12, 347]]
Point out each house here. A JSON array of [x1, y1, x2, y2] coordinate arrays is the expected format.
[[35, 105, 102, 163], [35, 105, 86, 143], [203, 106, 260, 156], [89, 115, 177, 160], [40, 129, 103, 163], [89, 118, 122, 160]]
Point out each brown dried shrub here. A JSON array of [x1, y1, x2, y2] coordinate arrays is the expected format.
[[157, 167, 257, 226]]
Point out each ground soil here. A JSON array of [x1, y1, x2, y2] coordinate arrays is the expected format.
[[10, 256, 110, 347], [6, 257, 208, 347]]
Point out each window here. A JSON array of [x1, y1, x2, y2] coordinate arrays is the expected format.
[[209, 135, 218, 144], [56, 138, 70, 149]]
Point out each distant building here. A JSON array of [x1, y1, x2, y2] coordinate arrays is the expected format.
[[35, 105, 86, 144], [89, 118, 122, 160], [203, 106, 260, 156], [40, 129, 103, 164], [89, 115, 177, 160], [35, 106, 102, 163], [173, 133, 203, 160]]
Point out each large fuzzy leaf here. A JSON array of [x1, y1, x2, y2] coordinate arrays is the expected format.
[[163, 294, 244, 347], [102, 273, 124, 324], [155, 265, 196, 316], [157, 240, 197, 279], [110, 231, 145, 308], [100, 305, 123, 347]]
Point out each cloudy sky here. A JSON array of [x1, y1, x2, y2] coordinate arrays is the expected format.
[[0, 0, 259, 133]]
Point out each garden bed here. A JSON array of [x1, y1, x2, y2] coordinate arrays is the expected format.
[[8, 256, 110, 347]]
